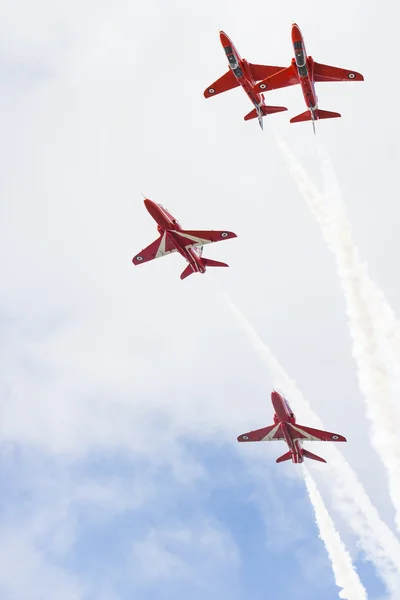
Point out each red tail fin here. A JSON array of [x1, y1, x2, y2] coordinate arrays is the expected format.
[[180, 264, 195, 280], [302, 449, 327, 463], [244, 106, 287, 121], [290, 109, 341, 123], [276, 451, 292, 463], [180, 259, 228, 280], [202, 258, 228, 268], [261, 105, 288, 116]]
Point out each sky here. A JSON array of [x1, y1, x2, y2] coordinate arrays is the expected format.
[[0, 0, 399, 598]]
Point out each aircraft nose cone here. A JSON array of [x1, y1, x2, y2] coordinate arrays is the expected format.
[[271, 389, 282, 401], [143, 198, 160, 220], [219, 30, 232, 48], [144, 198, 155, 211], [291, 23, 303, 43]]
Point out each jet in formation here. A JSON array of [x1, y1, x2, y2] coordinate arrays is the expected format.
[[253, 23, 364, 132], [204, 30, 287, 129], [237, 390, 346, 463], [132, 199, 237, 280]]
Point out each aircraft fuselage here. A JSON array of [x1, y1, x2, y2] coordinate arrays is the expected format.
[[144, 199, 206, 274], [291, 23, 318, 112], [271, 390, 304, 463], [220, 31, 267, 119]]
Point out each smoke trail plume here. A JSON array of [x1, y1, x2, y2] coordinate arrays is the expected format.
[[303, 467, 368, 600], [275, 136, 400, 531], [222, 293, 400, 595], [318, 144, 400, 374]]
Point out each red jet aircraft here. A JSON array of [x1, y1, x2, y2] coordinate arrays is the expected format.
[[253, 23, 364, 132], [237, 390, 346, 463], [132, 199, 237, 280], [204, 31, 288, 129]]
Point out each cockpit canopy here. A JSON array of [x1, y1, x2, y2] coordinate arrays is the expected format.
[[284, 398, 295, 417], [159, 204, 181, 228]]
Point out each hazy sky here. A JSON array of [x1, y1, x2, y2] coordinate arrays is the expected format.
[[1, 1, 399, 599]]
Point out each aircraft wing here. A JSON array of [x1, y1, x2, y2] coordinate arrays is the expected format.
[[313, 61, 364, 83], [249, 63, 287, 81], [237, 424, 284, 442], [132, 234, 177, 265], [174, 229, 237, 248], [289, 424, 346, 442], [255, 65, 298, 92], [204, 70, 240, 98]]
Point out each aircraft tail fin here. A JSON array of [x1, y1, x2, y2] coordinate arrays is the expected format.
[[276, 451, 292, 463], [202, 258, 229, 268], [314, 109, 341, 120], [290, 109, 341, 123], [261, 105, 288, 116], [180, 259, 228, 280], [302, 449, 327, 463], [180, 264, 195, 280], [244, 105, 287, 121]]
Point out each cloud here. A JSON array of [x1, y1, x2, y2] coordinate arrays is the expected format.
[[131, 520, 240, 582], [0, 2, 396, 599]]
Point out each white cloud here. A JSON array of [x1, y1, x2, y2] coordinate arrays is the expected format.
[[130, 520, 240, 582], [0, 1, 398, 599]]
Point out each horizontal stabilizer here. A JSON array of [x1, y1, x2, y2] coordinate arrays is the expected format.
[[244, 105, 287, 121], [315, 109, 341, 120], [302, 449, 326, 463], [180, 264, 195, 280], [244, 108, 259, 121], [261, 105, 288, 116], [202, 258, 228, 268], [276, 451, 292, 463], [290, 109, 341, 123]]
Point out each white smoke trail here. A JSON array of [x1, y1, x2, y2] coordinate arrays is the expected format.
[[275, 136, 400, 531], [276, 134, 400, 376], [303, 467, 368, 600], [222, 293, 400, 595], [318, 145, 400, 379]]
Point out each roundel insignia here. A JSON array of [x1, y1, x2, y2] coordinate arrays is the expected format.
[[136, 256, 143, 261], [208, 88, 215, 94], [348, 73, 355, 79], [259, 83, 267, 89], [242, 435, 249, 440], [332, 435, 338, 440], [221, 232, 228, 237]]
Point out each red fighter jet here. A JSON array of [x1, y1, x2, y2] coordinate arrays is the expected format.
[[237, 390, 346, 463], [132, 199, 237, 280], [204, 31, 288, 129], [253, 23, 364, 132]]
